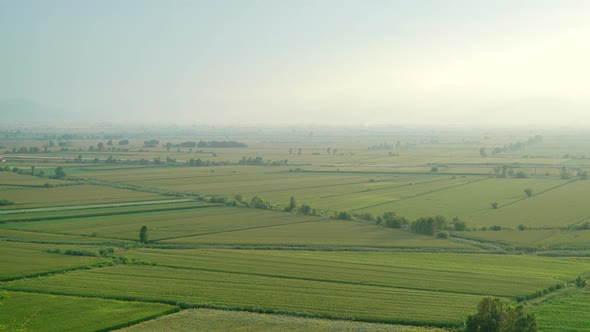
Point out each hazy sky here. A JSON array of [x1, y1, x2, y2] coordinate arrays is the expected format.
[[1, 0, 590, 126]]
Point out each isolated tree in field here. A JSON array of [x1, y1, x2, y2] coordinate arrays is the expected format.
[[491, 202, 498, 209], [139, 225, 149, 244], [524, 188, 533, 197], [464, 297, 537, 332], [54, 166, 66, 179]]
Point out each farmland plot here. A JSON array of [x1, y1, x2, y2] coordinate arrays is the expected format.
[[0, 291, 175, 332]]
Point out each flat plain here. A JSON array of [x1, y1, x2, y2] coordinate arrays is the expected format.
[[2, 126, 590, 331]]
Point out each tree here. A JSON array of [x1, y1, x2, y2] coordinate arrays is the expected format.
[[491, 202, 499, 209], [286, 196, 297, 212], [299, 204, 312, 215], [250, 196, 271, 209], [453, 217, 467, 231], [575, 276, 587, 288], [54, 166, 66, 179], [411, 216, 446, 235], [524, 188, 533, 197], [139, 225, 149, 244], [560, 166, 571, 180], [465, 297, 537, 332], [480, 147, 487, 157], [382, 212, 408, 229]]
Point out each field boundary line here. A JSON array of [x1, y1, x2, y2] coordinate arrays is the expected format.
[[151, 263, 516, 298], [145, 242, 492, 253], [351, 177, 486, 211], [318, 176, 452, 199], [568, 216, 590, 229], [0, 203, 217, 224], [0, 286, 460, 328], [154, 218, 329, 242], [0, 236, 126, 246], [96, 307, 181, 332], [484, 179, 578, 212], [0, 261, 113, 282], [0, 199, 193, 215], [300, 169, 491, 176]]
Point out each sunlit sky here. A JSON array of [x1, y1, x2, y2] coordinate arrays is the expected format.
[[1, 0, 590, 126]]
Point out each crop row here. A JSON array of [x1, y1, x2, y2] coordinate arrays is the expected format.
[[1, 264, 483, 326], [0, 290, 175, 332], [1, 206, 322, 242], [126, 249, 589, 298], [0, 241, 109, 279]]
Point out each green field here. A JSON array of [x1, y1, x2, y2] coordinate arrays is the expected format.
[[4, 250, 590, 327], [454, 229, 590, 250], [531, 290, 590, 332], [119, 308, 445, 332], [124, 249, 590, 298], [1, 264, 484, 327], [0, 291, 176, 332], [2, 126, 590, 331], [69, 164, 590, 230], [159, 219, 470, 248], [0, 241, 108, 280], [0, 184, 166, 210]]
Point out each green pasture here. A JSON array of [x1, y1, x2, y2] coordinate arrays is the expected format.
[[119, 308, 446, 332], [0, 291, 176, 332]]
